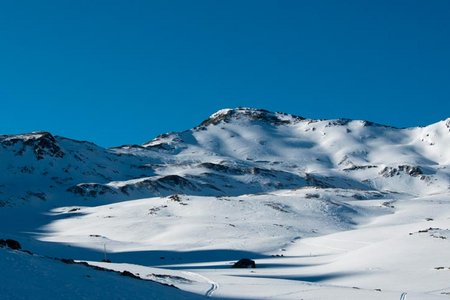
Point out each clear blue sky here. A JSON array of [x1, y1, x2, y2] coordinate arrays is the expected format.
[[1, 1, 449, 147]]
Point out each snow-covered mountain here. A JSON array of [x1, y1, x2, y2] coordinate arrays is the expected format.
[[1, 108, 450, 299], [1, 108, 449, 207]]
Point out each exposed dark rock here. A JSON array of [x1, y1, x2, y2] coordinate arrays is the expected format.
[[382, 201, 395, 208], [344, 165, 378, 171], [121, 270, 141, 279], [110, 144, 145, 151], [418, 227, 439, 233], [0, 132, 64, 160], [380, 165, 423, 177], [120, 176, 197, 195], [157, 175, 197, 191], [124, 179, 164, 193], [145, 143, 176, 151], [196, 108, 304, 129], [265, 202, 290, 213], [142, 132, 183, 151], [67, 184, 117, 197], [325, 119, 352, 127], [7, 239, 21, 250], [199, 162, 246, 175], [0, 239, 22, 250], [305, 174, 334, 188], [232, 258, 256, 268], [361, 120, 396, 128], [169, 194, 181, 202], [352, 194, 366, 200], [26, 191, 47, 201], [153, 133, 172, 140], [305, 193, 320, 199]]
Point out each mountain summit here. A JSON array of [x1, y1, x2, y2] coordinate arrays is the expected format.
[[196, 107, 305, 128]]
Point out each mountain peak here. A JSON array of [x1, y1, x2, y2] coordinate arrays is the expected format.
[[197, 107, 305, 129], [0, 131, 64, 160], [1, 131, 54, 142]]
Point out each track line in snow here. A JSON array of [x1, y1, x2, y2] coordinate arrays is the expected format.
[[205, 282, 218, 297], [182, 271, 219, 297], [400, 292, 407, 300]]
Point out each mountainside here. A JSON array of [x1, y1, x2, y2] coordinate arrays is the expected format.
[[1, 108, 450, 299], [1, 108, 449, 208]]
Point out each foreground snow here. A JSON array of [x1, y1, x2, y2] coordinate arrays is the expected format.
[[0, 248, 205, 300], [4, 190, 444, 299]]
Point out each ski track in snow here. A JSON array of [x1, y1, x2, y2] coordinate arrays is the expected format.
[[182, 271, 219, 297]]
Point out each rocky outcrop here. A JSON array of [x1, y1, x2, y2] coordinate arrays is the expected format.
[[380, 165, 423, 177], [0, 132, 64, 160], [196, 107, 304, 129], [67, 183, 117, 197]]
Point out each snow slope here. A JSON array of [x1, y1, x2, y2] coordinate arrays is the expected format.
[[33, 190, 450, 299], [0, 248, 206, 300]]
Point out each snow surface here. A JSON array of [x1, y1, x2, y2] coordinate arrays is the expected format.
[[1, 108, 450, 299], [0, 248, 205, 300]]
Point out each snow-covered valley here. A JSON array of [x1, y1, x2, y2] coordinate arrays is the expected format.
[[1, 108, 450, 299]]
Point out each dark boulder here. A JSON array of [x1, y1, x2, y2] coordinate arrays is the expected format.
[[232, 258, 256, 268], [0, 239, 22, 250], [6, 239, 22, 250], [121, 271, 141, 279]]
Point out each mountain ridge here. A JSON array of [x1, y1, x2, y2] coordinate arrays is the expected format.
[[2, 107, 449, 150], [0, 107, 449, 208]]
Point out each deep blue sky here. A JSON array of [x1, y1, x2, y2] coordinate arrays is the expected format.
[[1, 1, 449, 147]]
